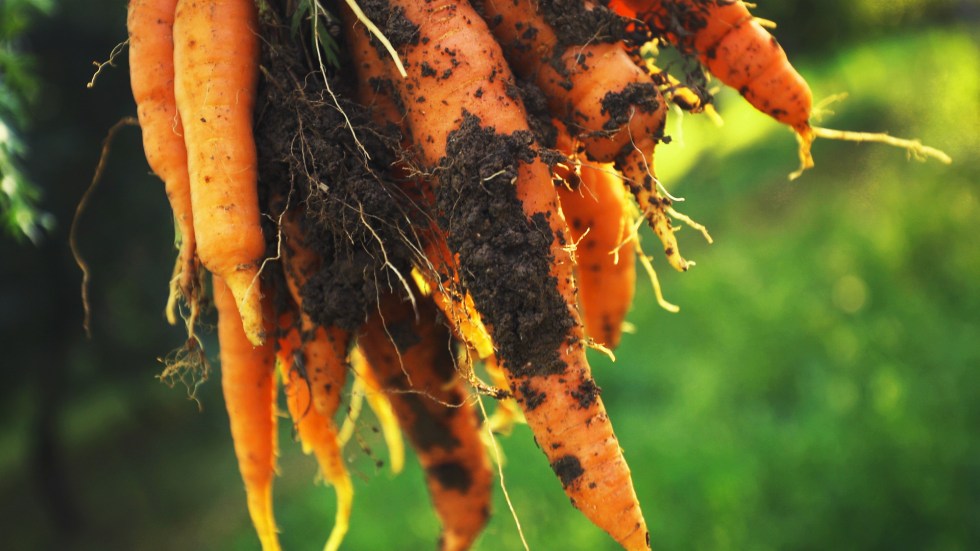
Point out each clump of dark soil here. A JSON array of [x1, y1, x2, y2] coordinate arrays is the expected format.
[[254, 11, 426, 330], [434, 112, 575, 378]]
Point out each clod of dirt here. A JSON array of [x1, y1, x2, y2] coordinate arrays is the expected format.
[[434, 112, 575, 379]]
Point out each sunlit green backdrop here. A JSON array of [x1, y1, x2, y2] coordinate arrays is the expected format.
[[1, 1, 977, 550]]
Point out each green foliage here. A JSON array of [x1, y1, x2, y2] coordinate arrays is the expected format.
[[0, 0, 54, 242], [291, 0, 341, 69]]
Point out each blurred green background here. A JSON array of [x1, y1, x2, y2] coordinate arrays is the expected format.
[[1, 1, 977, 550]]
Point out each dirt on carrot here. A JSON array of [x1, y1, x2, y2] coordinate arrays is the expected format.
[[253, 17, 425, 331], [434, 112, 575, 379]]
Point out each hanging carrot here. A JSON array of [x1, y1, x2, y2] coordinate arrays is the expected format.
[[276, 308, 353, 551], [214, 275, 280, 551], [357, 289, 493, 551], [558, 162, 637, 349], [127, 0, 198, 307], [608, 0, 815, 172], [174, 0, 266, 344]]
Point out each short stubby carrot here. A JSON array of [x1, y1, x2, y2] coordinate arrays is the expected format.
[[558, 163, 637, 349], [343, 0, 650, 547], [358, 289, 492, 551], [214, 275, 280, 551], [127, 0, 198, 301], [276, 309, 352, 551], [174, 0, 266, 344]]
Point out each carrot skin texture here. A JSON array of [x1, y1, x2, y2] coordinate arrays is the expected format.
[[214, 276, 280, 551], [127, 0, 197, 295], [358, 292, 492, 551], [344, 0, 650, 547], [174, 0, 266, 344], [559, 164, 637, 349]]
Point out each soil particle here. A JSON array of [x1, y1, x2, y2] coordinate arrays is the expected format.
[[517, 380, 546, 410], [551, 454, 585, 488], [536, 0, 630, 47], [427, 461, 473, 492], [570, 377, 601, 409], [434, 112, 575, 379], [599, 82, 661, 133], [360, 0, 420, 54]]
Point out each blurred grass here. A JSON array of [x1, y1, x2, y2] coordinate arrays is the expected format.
[[2, 25, 978, 551]]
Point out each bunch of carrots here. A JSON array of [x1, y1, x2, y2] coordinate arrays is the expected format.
[[124, 0, 949, 549]]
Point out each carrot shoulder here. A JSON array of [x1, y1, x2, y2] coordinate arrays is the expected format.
[[174, 0, 266, 344], [214, 275, 280, 551], [127, 0, 198, 301], [344, 0, 649, 547]]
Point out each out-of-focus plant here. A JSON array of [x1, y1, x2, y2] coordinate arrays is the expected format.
[[1, 0, 55, 243]]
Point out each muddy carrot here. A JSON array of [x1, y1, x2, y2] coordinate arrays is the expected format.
[[358, 289, 492, 551], [343, 0, 650, 547]]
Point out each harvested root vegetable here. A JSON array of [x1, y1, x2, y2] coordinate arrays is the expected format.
[[358, 289, 493, 551], [127, 0, 199, 309], [608, 0, 815, 170], [111, 0, 951, 549], [174, 0, 266, 345], [558, 162, 637, 350], [214, 275, 280, 551], [345, 0, 649, 545]]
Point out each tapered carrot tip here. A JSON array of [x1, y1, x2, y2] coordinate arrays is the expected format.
[[324, 472, 353, 551], [439, 529, 481, 551], [224, 269, 266, 346], [245, 483, 281, 551]]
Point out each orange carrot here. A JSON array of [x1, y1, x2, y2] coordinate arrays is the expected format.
[[173, 0, 266, 344], [609, 0, 815, 170], [558, 163, 637, 349], [479, 0, 697, 273], [279, 208, 351, 423], [213, 275, 280, 551], [344, 21, 495, 363], [343, 0, 649, 547], [358, 290, 492, 551], [127, 0, 198, 304], [276, 308, 353, 551]]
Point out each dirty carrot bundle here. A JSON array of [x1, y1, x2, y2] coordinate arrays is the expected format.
[[113, 0, 952, 548]]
